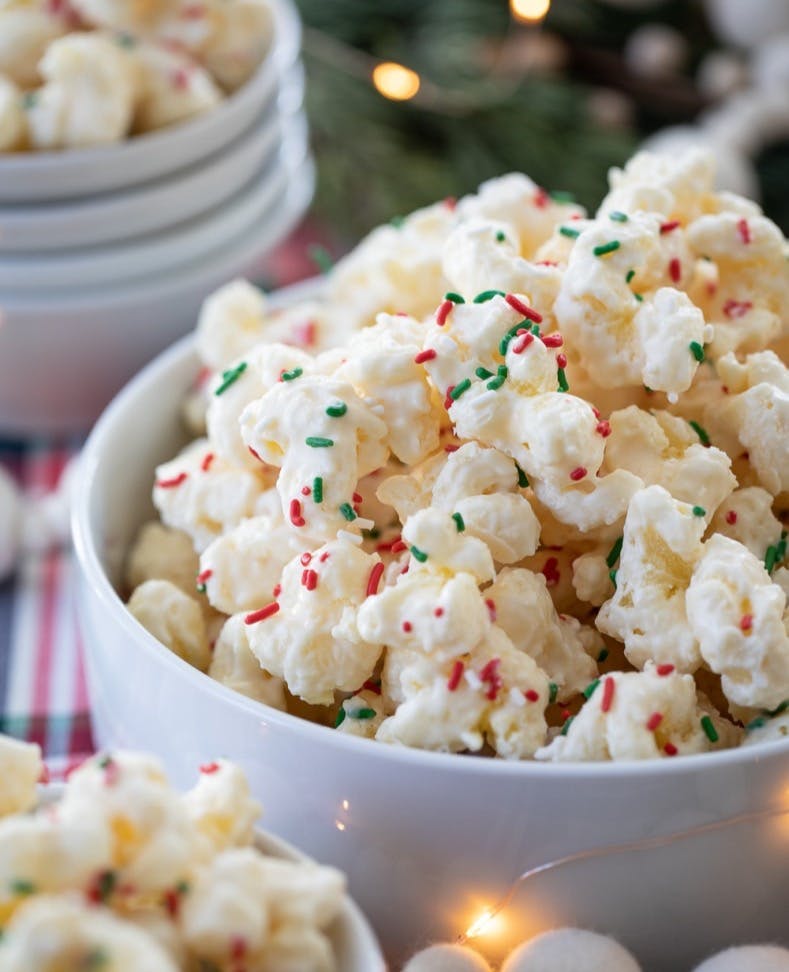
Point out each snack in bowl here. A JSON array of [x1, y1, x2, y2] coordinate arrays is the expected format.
[[124, 148, 788, 765], [0, 734, 374, 971], [0, 0, 273, 151]]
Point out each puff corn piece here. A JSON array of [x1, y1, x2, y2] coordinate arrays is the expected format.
[[127, 579, 211, 671], [209, 614, 287, 709], [0, 736, 42, 818], [0, 76, 26, 151], [131, 38, 222, 133], [0, 7, 66, 88]]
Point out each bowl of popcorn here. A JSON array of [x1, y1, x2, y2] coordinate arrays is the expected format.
[[73, 149, 789, 968], [0, 734, 384, 971], [0, 0, 313, 435]]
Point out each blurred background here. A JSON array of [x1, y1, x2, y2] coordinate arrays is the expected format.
[[287, 0, 789, 263]]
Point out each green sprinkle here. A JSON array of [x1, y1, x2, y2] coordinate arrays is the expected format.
[[473, 289, 505, 303], [362, 527, 380, 540], [609, 569, 618, 587], [689, 341, 705, 363], [560, 716, 575, 736], [445, 292, 465, 304], [515, 463, 529, 489], [326, 402, 348, 417], [410, 545, 428, 563], [305, 437, 334, 448], [609, 211, 628, 223], [486, 375, 507, 391], [625, 269, 635, 283], [21, 91, 38, 110], [776, 531, 787, 563], [583, 679, 600, 700], [598, 648, 609, 663], [531, 323, 541, 336], [450, 378, 472, 400], [313, 477, 323, 503], [692, 505, 706, 518], [475, 366, 494, 380], [633, 293, 643, 302], [557, 368, 569, 393], [308, 244, 334, 274], [452, 512, 465, 532], [83, 949, 109, 971], [95, 871, 116, 903], [196, 583, 207, 595], [550, 190, 575, 203], [98, 755, 113, 769], [559, 226, 580, 239], [176, 880, 191, 895], [495, 231, 507, 242], [339, 503, 357, 522], [334, 707, 346, 728], [700, 715, 719, 743], [549, 682, 558, 705], [765, 544, 778, 574], [390, 215, 405, 228], [351, 708, 377, 720], [280, 367, 303, 382], [214, 362, 247, 396], [606, 536, 623, 569], [769, 699, 789, 717], [10, 879, 35, 896], [746, 716, 766, 731], [116, 32, 136, 48], [593, 240, 621, 257], [688, 420, 710, 446]]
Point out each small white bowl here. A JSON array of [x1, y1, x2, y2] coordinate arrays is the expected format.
[[0, 0, 302, 205], [72, 307, 789, 970], [0, 159, 314, 435], [35, 784, 384, 971], [0, 64, 306, 254], [0, 112, 309, 293]]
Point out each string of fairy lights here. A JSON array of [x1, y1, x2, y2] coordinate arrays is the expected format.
[[301, 0, 552, 113]]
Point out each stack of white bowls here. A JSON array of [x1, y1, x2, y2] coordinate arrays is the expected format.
[[0, 0, 313, 437]]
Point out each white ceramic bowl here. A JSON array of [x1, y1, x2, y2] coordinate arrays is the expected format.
[[0, 0, 302, 205], [0, 64, 306, 254], [0, 160, 314, 435], [36, 785, 384, 971], [73, 311, 789, 969]]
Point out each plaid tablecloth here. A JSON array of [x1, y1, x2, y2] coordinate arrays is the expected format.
[[0, 225, 333, 778]]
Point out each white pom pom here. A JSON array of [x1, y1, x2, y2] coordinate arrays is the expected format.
[[693, 945, 789, 972], [20, 455, 79, 555], [502, 929, 642, 972], [0, 465, 22, 582], [752, 34, 789, 90], [703, 0, 789, 48], [402, 944, 492, 972], [696, 51, 747, 99], [625, 24, 687, 79]]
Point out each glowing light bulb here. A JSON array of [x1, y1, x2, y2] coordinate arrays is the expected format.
[[372, 61, 421, 101], [335, 820, 346, 832], [465, 908, 503, 939], [510, 0, 551, 23], [341, 799, 349, 811]]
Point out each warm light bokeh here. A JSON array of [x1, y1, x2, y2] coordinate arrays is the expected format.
[[510, 0, 551, 23], [465, 907, 505, 940], [372, 62, 421, 101]]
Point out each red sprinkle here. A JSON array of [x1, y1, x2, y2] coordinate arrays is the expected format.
[[569, 466, 588, 481], [444, 444, 460, 453], [319, 551, 331, 562], [646, 712, 663, 731], [200, 452, 214, 472], [230, 936, 248, 960], [436, 299, 454, 327], [244, 602, 280, 625], [289, 499, 305, 527], [301, 485, 311, 496], [556, 352, 568, 369], [524, 688, 540, 703], [402, 621, 412, 633], [197, 568, 213, 585], [434, 606, 444, 617], [541, 557, 560, 587], [300, 552, 313, 566], [293, 319, 317, 347], [38, 765, 50, 784], [505, 293, 543, 323], [737, 218, 751, 244], [391, 540, 408, 554], [601, 677, 615, 713], [444, 386, 455, 410], [479, 658, 503, 701], [272, 584, 281, 598], [541, 333, 564, 348], [512, 332, 534, 354], [664, 742, 678, 757], [485, 598, 497, 622], [248, 446, 263, 463], [444, 196, 457, 210], [302, 569, 318, 591], [660, 220, 680, 234], [668, 258, 681, 283], [591, 405, 601, 419], [725, 510, 738, 525], [739, 614, 753, 633], [414, 349, 437, 364], [723, 299, 752, 319], [366, 562, 385, 597], [200, 762, 221, 774], [596, 420, 612, 437], [353, 492, 363, 504], [533, 187, 549, 209], [157, 472, 187, 489], [362, 679, 382, 694], [656, 663, 675, 676], [447, 660, 465, 691]]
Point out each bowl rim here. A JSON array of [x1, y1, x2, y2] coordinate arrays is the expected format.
[[71, 283, 789, 782], [0, 0, 301, 177]]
